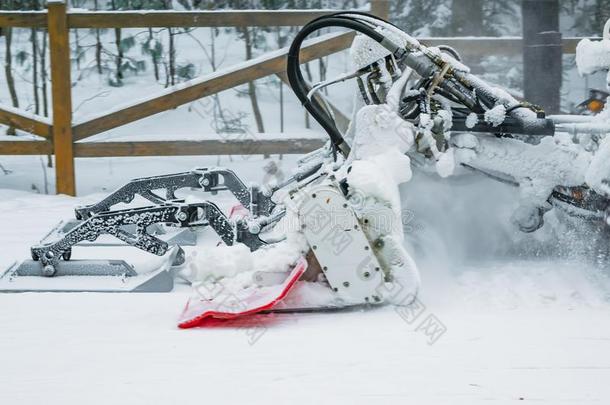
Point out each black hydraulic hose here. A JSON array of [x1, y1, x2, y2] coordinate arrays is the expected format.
[[286, 14, 404, 158]]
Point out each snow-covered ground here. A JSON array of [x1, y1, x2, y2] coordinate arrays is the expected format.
[[1, 168, 610, 404], [2, 291, 609, 404]]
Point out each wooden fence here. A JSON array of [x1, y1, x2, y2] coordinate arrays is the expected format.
[[0, 0, 594, 195]]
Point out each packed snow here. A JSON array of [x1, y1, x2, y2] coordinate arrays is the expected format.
[[484, 104, 507, 127], [3, 167, 610, 403], [465, 112, 479, 128], [576, 19, 610, 78]]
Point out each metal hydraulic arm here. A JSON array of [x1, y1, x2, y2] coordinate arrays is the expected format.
[[32, 200, 266, 276], [75, 168, 276, 220]]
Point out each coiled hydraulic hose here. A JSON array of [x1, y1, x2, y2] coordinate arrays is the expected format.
[[286, 13, 404, 158]]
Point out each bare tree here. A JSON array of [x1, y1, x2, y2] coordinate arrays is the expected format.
[[162, 0, 176, 87], [94, 0, 103, 74], [31, 0, 41, 115], [111, 0, 124, 84], [147, 28, 160, 81], [32, 29, 40, 115], [168, 27, 176, 86], [4, 27, 19, 135], [40, 29, 49, 117], [241, 26, 265, 133], [36, 18, 52, 167]]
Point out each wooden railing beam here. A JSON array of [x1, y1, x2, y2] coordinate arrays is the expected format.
[[420, 37, 523, 57], [74, 139, 324, 157], [0, 105, 52, 138], [370, 0, 390, 19], [0, 138, 325, 157], [68, 10, 338, 28], [0, 11, 47, 27], [0, 141, 53, 155]]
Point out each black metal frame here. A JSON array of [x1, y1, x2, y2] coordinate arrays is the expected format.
[[32, 167, 279, 276]]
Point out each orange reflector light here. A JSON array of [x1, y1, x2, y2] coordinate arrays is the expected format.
[[588, 99, 605, 113]]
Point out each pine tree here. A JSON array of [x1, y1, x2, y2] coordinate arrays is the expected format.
[[568, 0, 610, 36]]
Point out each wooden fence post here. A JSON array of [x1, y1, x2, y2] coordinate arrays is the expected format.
[[48, 0, 75, 196], [370, 0, 390, 20]]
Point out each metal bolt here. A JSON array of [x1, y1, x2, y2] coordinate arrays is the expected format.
[[45, 251, 54, 259], [42, 265, 56, 277], [176, 211, 188, 221], [374, 239, 384, 249], [201, 178, 210, 187]]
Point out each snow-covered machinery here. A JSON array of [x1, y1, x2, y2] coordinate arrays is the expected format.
[[303, 12, 610, 235], [3, 13, 610, 327]]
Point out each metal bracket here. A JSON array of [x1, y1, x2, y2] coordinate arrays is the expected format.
[[298, 181, 385, 304]]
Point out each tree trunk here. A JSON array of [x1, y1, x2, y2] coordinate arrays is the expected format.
[[149, 28, 159, 81], [40, 28, 52, 168], [163, 0, 175, 86], [74, 28, 81, 71], [319, 57, 327, 95], [163, 61, 170, 87], [32, 28, 40, 115], [95, 29, 102, 74], [40, 30, 49, 118], [242, 27, 265, 133], [168, 27, 176, 86], [208, 28, 227, 128], [94, 0, 102, 74], [114, 27, 123, 83], [4, 27, 19, 135], [111, 0, 123, 84], [31, 0, 40, 115]]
